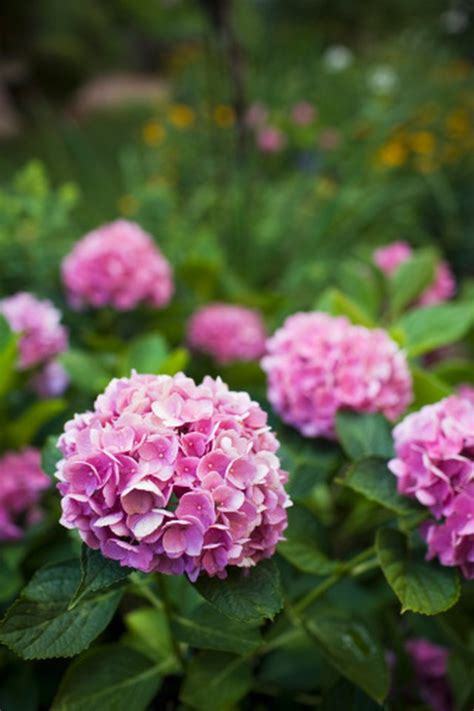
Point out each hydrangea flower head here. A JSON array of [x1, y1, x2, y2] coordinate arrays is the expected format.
[[32, 360, 70, 399], [374, 241, 455, 306], [256, 127, 287, 153], [187, 303, 267, 364], [390, 395, 474, 578], [0, 448, 50, 540], [56, 372, 290, 580], [405, 639, 452, 711], [262, 312, 412, 439], [0, 292, 68, 370], [62, 220, 174, 311]]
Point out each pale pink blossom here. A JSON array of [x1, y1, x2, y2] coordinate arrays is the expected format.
[[56, 372, 291, 580], [0, 292, 68, 370], [256, 127, 287, 153], [188, 304, 266, 364], [245, 102, 268, 128], [32, 360, 70, 398], [0, 448, 50, 540], [262, 312, 412, 439], [291, 102, 317, 126], [62, 220, 174, 311]]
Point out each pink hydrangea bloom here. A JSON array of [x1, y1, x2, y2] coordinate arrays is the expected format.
[[291, 101, 317, 125], [56, 372, 291, 580], [405, 639, 452, 711], [62, 220, 174, 311], [390, 395, 474, 578], [458, 384, 474, 405], [188, 304, 267, 364], [0, 292, 68, 370], [0, 448, 50, 540], [245, 102, 268, 128], [256, 127, 287, 153], [373, 241, 456, 306], [262, 312, 412, 439], [32, 360, 70, 398]]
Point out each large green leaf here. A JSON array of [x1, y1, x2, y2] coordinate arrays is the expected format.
[[388, 249, 436, 317], [69, 546, 132, 607], [278, 506, 339, 575], [411, 366, 452, 408], [52, 644, 164, 711], [316, 288, 375, 327], [180, 651, 252, 711], [343, 457, 420, 515], [7, 399, 66, 448], [305, 606, 389, 703], [124, 607, 175, 664], [195, 559, 283, 623], [376, 528, 460, 615], [121, 333, 168, 375], [0, 314, 18, 397], [0, 560, 122, 659], [172, 602, 261, 654], [432, 358, 474, 386], [321, 678, 384, 711], [60, 350, 110, 394], [396, 303, 474, 357], [335, 411, 394, 460]]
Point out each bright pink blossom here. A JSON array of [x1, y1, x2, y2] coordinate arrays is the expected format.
[[373, 241, 455, 306], [0, 292, 68, 370], [291, 101, 317, 125], [262, 312, 412, 439], [0, 448, 50, 540], [405, 639, 452, 711], [62, 220, 174, 311], [390, 395, 474, 578], [188, 304, 266, 365], [256, 127, 287, 153], [56, 372, 291, 580]]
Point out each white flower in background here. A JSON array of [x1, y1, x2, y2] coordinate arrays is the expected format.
[[441, 8, 469, 33], [323, 45, 354, 72], [367, 65, 398, 95]]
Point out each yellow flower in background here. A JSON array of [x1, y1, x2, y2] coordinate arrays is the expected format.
[[168, 104, 195, 129], [445, 109, 470, 138], [142, 120, 166, 147], [410, 131, 435, 155], [118, 194, 139, 216], [213, 105, 235, 128], [376, 139, 408, 167], [315, 177, 337, 199]]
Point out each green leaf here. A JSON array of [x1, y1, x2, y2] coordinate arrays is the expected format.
[[0, 560, 122, 659], [7, 399, 66, 448], [0, 314, 18, 397], [305, 606, 389, 703], [158, 347, 190, 376], [278, 506, 340, 575], [70, 546, 132, 607], [124, 607, 175, 663], [316, 288, 375, 327], [335, 411, 394, 460], [41, 434, 62, 478], [376, 528, 460, 615], [122, 334, 168, 375], [396, 303, 474, 357], [411, 366, 452, 407], [343, 457, 421, 516], [388, 249, 436, 317], [321, 678, 384, 711], [60, 350, 110, 394], [172, 602, 261, 654], [180, 651, 252, 711], [52, 644, 164, 711], [432, 358, 474, 386], [194, 559, 283, 623]]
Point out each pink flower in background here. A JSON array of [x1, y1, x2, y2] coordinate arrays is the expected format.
[[32, 360, 70, 398], [62, 220, 174, 311], [188, 304, 267, 364], [257, 127, 287, 153], [318, 128, 341, 150], [291, 101, 317, 125], [56, 372, 291, 579], [458, 384, 474, 405], [390, 395, 474, 578], [405, 639, 452, 711], [0, 448, 50, 540], [245, 102, 268, 128], [262, 312, 412, 439], [373, 241, 456, 306], [0, 292, 68, 370]]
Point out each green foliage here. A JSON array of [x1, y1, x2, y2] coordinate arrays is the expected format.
[[343, 457, 421, 515], [41, 434, 62, 478], [396, 303, 474, 357], [278, 506, 339, 575], [69, 546, 132, 607], [336, 411, 394, 460], [180, 652, 253, 711], [387, 248, 436, 317]]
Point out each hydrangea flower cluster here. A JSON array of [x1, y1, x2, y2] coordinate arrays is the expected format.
[[0, 291, 68, 370], [390, 395, 474, 578], [32, 360, 70, 399], [187, 304, 267, 364], [405, 639, 452, 711], [373, 240, 456, 306], [62, 220, 174, 311], [0, 448, 50, 541], [262, 312, 412, 439], [56, 372, 290, 580]]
